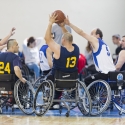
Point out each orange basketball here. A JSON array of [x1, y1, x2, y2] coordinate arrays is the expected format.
[[53, 10, 66, 24]]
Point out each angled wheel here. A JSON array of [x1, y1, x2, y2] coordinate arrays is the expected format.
[[33, 76, 45, 89], [14, 80, 35, 115], [114, 89, 125, 114], [77, 80, 92, 116], [87, 80, 111, 116], [34, 80, 54, 116]]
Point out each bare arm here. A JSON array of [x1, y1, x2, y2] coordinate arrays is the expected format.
[[44, 14, 60, 59], [0, 28, 16, 46], [46, 47, 53, 68], [0, 44, 7, 51], [14, 66, 26, 83], [115, 50, 125, 71], [65, 17, 98, 48], [59, 22, 68, 34]]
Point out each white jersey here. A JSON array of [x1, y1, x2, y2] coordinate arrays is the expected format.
[[39, 45, 51, 71], [92, 38, 116, 74]]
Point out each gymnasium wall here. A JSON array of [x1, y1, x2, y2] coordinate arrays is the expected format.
[[0, 0, 125, 54]]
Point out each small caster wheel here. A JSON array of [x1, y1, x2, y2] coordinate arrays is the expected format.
[[0, 108, 2, 114], [65, 112, 69, 117], [59, 109, 62, 114], [119, 111, 122, 115], [6, 106, 8, 110], [12, 107, 14, 112], [59, 105, 62, 114]]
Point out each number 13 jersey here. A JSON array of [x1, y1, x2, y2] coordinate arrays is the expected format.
[[52, 44, 79, 74], [92, 38, 116, 74]]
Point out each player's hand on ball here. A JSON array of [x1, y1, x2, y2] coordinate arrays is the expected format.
[[64, 16, 70, 25], [49, 13, 58, 24], [58, 22, 65, 27]]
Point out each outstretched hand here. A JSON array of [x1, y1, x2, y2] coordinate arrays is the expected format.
[[49, 13, 58, 24], [64, 16, 70, 25], [10, 27, 16, 36]]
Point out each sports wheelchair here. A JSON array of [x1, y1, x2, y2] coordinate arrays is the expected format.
[[0, 74, 35, 115], [87, 71, 125, 116], [33, 70, 91, 117]]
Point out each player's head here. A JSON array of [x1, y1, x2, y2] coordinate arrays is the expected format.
[[91, 28, 103, 39], [112, 34, 121, 45], [27, 36, 36, 48], [61, 32, 73, 46], [121, 36, 125, 49], [7, 39, 19, 53]]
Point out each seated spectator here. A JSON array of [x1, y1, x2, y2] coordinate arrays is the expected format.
[[84, 42, 97, 74], [0, 39, 26, 83], [22, 36, 43, 79], [77, 53, 86, 74], [39, 45, 53, 75], [115, 36, 125, 71], [112, 34, 122, 55]]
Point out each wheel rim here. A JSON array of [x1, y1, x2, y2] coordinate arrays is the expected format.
[[34, 80, 54, 116], [87, 80, 111, 115], [15, 81, 34, 114]]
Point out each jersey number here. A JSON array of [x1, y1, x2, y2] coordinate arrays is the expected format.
[[66, 57, 76, 68], [0, 62, 10, 74]]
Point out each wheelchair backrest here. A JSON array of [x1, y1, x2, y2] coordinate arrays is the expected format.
[[0, 74, 16, 91], [54, 70, 78, 89], [108, 71, 125, 90]]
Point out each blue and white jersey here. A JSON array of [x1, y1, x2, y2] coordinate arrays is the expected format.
[[39, 45, 51, 71], [92, 38, 115, 74]]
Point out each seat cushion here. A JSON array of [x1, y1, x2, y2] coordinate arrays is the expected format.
[[0, 74, 16, 91]]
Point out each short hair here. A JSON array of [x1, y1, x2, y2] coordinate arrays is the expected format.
[[7, 39, 16, 49], [27, 37, 35, 46], [96, 28, 103, 39], [62, 32, 73, 42], [122, 35, 125, 38], [112, 34, 121, 39]]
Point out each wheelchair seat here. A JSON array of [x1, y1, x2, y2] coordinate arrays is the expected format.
[[54, 70, 78, 89], [108, 71, 125, 90]]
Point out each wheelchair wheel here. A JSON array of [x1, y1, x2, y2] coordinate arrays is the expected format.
[[14, 80, 35, 115], [87, 80, 111, 116], [113, 89, 125, 114], [34, 80, 54, 116], [77, 80, 92, 115], [21, 65, 30, 80], [33, 76, 45, 89]]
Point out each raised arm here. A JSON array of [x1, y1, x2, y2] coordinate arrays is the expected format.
[[64, 16, 98, 47], [0, 28, 16, 46], [115, 50, 125, 71], [44, 14, 60, 59], [59, 22, 68, 34], [46, 47, 53, 68]]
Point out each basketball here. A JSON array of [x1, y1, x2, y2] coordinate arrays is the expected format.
[[53, 10, 66, 24]]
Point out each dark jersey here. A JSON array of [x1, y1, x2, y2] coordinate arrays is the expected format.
[[0, 52, 20, 74], [115, 46, 122, 55], [52, 44, 79, 74]]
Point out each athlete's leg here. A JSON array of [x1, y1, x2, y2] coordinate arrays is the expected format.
[[26, 63, 40, 79]]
